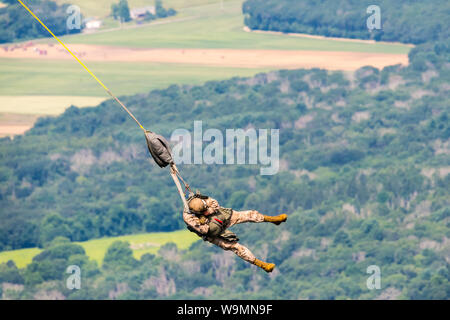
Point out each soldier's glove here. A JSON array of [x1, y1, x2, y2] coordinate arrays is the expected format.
[[198, 215, 208, 225], [208, 198, 219, 210]]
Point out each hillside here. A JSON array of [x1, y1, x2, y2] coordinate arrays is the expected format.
[[0, 229, 197, 268], [0, 40, 448, 299]]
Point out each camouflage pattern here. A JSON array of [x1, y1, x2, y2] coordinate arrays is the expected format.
[[207, 236, 256, 263], [226, 209, 265, 227], [206, 209, 264, 263], [183, 209, 209, 235], [183, 206, 264, 263]]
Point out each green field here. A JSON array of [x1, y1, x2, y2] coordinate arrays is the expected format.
[[0, 0, 411, 111], [52, 0, 231, 32], [0, 58, 270, 97], [54, 0, 231, 17], [0, 96, 106, 114], [59, 0, 411, 53], [0, 230, 199, 268]]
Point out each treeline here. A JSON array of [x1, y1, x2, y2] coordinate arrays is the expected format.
[[0, 0, 83, 44], [242, 0, 450, 44], [144, 0, 177, 21]]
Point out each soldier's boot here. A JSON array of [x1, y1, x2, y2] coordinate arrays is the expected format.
[[263, 214, 288, 225], [253, 259, 276, 273]]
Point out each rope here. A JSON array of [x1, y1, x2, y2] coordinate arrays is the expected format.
[[106, 90, 146, 131], [17, 0, 146, 132], [171, 164, 192, 194], [170, 165, 190, 211], [18, 0, 195, 206]]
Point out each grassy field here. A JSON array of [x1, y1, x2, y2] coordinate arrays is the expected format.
[[0, 112, 42, 137], [0, 95, 105, 137], [0, 96, 106, 115], [0, 0, 410, 132], [1, 0, 411, 103], [0, 0, 411, 136], [59, 0, 411, 53], [54, 0, 231, 17], [0, 58, 270, 97], [0, 230, 199, 268]]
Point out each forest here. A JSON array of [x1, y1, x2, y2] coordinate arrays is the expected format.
[[242, 0, 450, 44], [0, 38, 449, 299]]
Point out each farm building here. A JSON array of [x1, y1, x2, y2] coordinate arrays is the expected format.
[[130, 6, 156, 20], [85, 19, 102, 30]]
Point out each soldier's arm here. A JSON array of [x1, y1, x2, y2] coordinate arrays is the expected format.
[[183, 209, 209, 235], [205, 197, 219, 215], [208, 198, 219, 208]]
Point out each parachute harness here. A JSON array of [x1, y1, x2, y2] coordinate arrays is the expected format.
[[18, 0, 193, 209]]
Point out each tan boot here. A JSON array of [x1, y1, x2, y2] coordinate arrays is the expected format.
[[253, 259, 276, 273], [263, 214, 288, 225]]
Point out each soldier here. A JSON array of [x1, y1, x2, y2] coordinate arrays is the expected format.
[[183, 193, 287, 272]]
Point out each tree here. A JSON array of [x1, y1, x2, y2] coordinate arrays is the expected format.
[[103, 241, 138, 270], [155, 0, 167, 18], [333, 230, 352, 247], [0, 0, 83, 44], [242, 0, 449, 44], [0, 261, 24, 284], [111, 0, 131, 23], [0, 219, 40, 250], [154, 0, 176, 18], [1, 0, 19, 5], [39, 214, 72, 246], [24, 242, 86, 284]]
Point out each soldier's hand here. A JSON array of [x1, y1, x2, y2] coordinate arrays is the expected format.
[[198, 215, 208, 225], [207, 198, 219, 210]]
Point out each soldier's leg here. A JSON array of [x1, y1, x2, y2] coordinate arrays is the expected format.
[[208, 237, 275, 273], [209, 236, 256, 263], [229, 210, 264, 227], [229, 210, 287, 227]]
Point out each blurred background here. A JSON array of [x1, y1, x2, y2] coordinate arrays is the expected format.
[[0, 0, 448, 300]]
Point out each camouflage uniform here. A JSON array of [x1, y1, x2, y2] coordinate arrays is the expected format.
[[183, 203, 264, 264]]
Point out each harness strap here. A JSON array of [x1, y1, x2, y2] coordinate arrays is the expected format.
[[172, 164, 192, 193], [170, 165, 190, 212]]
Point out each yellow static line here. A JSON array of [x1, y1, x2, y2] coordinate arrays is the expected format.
[[16, 0, 193, 209], [16, 0, 146, 132]]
